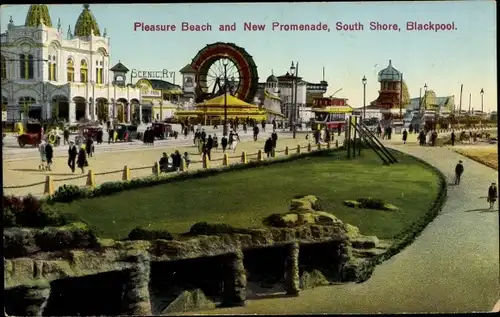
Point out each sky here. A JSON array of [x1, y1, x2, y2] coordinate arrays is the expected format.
[[0, 2, 497, 111]]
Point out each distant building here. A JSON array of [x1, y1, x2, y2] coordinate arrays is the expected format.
[[0, 4, 142, 123]]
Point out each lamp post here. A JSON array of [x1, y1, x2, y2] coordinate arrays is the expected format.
[[89, 80, 95, 121], [289, 62, 296, 138], [362, 76, 367, 121], [223, 56, 229, 137], [480, 88, 484, 125]]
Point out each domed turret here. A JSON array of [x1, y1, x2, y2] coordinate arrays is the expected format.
[[74, 4, 101, 37], [266, 74, 278, 83], [25, 5, 53, 28], [378, 60, 401, 82]]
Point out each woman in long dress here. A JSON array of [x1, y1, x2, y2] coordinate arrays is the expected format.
[[231, 131, 240, 153], [77, 145, 88, 174], [38, 141, 47, 170]]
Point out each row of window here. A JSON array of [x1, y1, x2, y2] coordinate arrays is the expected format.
[[0, 55, 105, 84]]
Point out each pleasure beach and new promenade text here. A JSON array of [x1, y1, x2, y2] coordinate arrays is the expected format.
[[133, 21, 457, 32]]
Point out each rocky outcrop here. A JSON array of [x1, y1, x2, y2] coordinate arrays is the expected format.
[[161, 289, 216, 314]]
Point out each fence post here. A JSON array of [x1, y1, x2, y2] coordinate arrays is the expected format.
[[202, 155, 210, 168], [122, 165, 131, 181], [44, 175, 55, 195], [307, 143, 312, 152], [153, 162, 160, 176], [296, 145, 301, 154], [86, 169, 96, 188], [241, 151, 248, 164], [180, 157, 187, 171], [317, 143, 321, 151], [327, 142, 331, 149], [284, 146, 289, 155], [257, 150, 263, 161], [223, 153, 229, 166], [335, 140, 339, 148]]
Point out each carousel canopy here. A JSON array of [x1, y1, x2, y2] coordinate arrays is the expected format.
[[198, 93, 258, 108]]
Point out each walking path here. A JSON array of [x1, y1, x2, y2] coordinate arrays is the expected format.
[[196, 142, 499, 314]]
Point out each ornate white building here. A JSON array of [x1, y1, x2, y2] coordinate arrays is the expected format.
[[0, 4, 141, 123]]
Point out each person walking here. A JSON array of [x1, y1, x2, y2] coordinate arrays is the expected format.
[[45, 141, 54, 171], [402, 129, 408, 144], [271, 130, 278, 149], [253, 125, 259, 141], [63, 128, 70, 145], [68, 141, 77, 173], [221, 135, 228, 153], [487, 182, 498, 209], [86, 137, 94, 158], [264, 137, 273, 158], [38, 141, 47, 170], [454, 160, 464, 185], [77, 145, 88, 174], [451, 130, 456, 146]]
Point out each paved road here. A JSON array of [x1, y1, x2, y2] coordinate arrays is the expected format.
[[200, 141, 499, 314]]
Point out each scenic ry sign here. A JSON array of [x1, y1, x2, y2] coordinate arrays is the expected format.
[[130, 69, 175, 80]]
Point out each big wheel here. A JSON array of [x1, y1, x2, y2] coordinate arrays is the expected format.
[[191, 42, 259, 103]]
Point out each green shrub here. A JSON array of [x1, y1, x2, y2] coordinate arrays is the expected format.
[[3, 228, 40, 258], [33, 224, 99, 253], [49, 184, 88, 203], [357, 197, 386, 210], [262, 213, 288, 228], [189, 222, 256, 236], [3, 194, 66, 228], [3, 208, 16, 227], [128, 227, 174, 241]]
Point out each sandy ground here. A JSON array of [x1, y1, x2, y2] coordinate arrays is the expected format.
[[3, 133, 329, 197], [451, 144, 498, 170]]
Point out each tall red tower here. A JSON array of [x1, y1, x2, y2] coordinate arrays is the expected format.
[[373, 60, 402, 119]]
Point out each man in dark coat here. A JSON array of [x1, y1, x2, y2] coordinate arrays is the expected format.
[[454, 160, 464, 185], [402, 129, 408, 144], [264, 137, 273, 158], [173, 150, 182, 171], [96, 129, 103, 144], [108, 127, 114, 144], [68, 141, 77, 173], [314, 129, 321, 144], [86, 137, 94, 158], [205, 135, 214, 160], [271, 130, 278, 149], [261, 119, 266, 132], [431, 130, 438, 147], [253, 126, 259, 141], [45, 142, 54, 171], [200, 129, 207, 143], [272, 119, 276, 131], [221, 135, 228, 152], [451, 131, 456, 146], [487, 182, 498, 209], [159, 153, 169, 172], [418, 130, 426, 146], [325, 129, 331, 143]]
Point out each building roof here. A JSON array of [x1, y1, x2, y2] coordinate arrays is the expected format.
[[148, 79, 182, 91], [266, 74, 278, 83], [110, 62, 129, 73], [179, 64, 196, 74], [74, 4, 101, 37], [25, 5, 52, 28], [378, 60, 401, 82]]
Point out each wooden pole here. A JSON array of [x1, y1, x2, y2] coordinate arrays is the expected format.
[[458, 84, 463, 127], [352, 116, 357, 158]]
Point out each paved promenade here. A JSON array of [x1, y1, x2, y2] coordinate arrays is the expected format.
[[3, 131, 334, 197], [196, 140, 499, 314]]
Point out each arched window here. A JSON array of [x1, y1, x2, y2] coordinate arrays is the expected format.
[[19, 96, 36, 118], [19, 54, 34, 80], [95, 59, 104, 84], [67, 58, 74, 82], [49, 55, 57, 81], [80, 59, 88, 83], [1, 55, 6, 80]]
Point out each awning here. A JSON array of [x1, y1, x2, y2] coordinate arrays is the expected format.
[[198, 93, 259, 108], [313, 106, 353, 114]]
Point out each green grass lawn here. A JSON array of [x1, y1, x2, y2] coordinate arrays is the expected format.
[[53, 150, 440, 240]]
